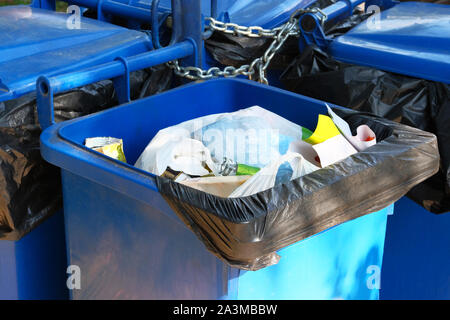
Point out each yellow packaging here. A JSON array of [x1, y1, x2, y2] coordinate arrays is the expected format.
[[85, 137, 127, 163], [304, 114, 341, 145]]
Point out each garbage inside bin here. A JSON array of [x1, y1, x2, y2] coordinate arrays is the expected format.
[[155, 97, 438, 269], [228, 151, 320, 197], [135, 105, 308, 182], [41, 79, 440, 271], [180, 175, 252, 197], [280, 46, 450, 214], [217, 159, 260, 176], [85, 137, 127, 163], [136, 104, 383, 196], [326, 105, 377, 151]]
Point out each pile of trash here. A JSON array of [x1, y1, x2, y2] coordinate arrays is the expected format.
[[83, 98, 438, 270], [86, 105, 378, 198]]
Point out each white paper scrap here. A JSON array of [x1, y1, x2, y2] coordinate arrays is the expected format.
[[326, 104, 377, 151], [288, 139, 320, 167], [312, 134, 358, 167]]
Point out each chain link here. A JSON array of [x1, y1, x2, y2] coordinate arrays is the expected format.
[[168, 60, 254, 81], [167, 8, 327, 84], [204, 17, 299, 38]]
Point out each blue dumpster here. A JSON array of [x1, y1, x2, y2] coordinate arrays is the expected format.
[[274, 1, 450, 299], [327, 3, 450, 299], [0, 212, 68, 300], [38, 78, 438, 299], [381, 197, 450, 300], [0, 5, 154, 299]]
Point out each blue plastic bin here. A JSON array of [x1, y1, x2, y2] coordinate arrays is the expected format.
[[0, 5, 160, 300], [40, 79, 395, 300], [0, 212, 68, 300], [381, 197, 450, 300]]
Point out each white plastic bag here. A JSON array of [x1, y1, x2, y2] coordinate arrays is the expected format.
[[135, 136, 218, 176], [135, 106, 306, 175], [193, 106, 304, 168], [229, 152, 320, 198]]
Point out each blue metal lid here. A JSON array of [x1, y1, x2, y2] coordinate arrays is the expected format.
[[156, 0, 317, 28], [0, 6, 152, 102], [0, 1, 318, 102], [329, 2, 450, 84]]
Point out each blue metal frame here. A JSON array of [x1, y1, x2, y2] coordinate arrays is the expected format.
[[31, 0, 218, 24], [36, 0, 203, 130], [35, 0, 449, 127], [297, 0, 396, 52]]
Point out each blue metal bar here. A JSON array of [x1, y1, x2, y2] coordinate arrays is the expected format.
[[42, 40, 193, 95], [31, 0, 56, 10], [67, 0, 153, 22], [298, 0, 369, 52], [96, 0, 107, 21], [171, 0, 203, 66], [151, 0, 162, 49], [37, 77, 54, 130], [112, 57, 131, 104], [322, 0, 366, 22], [203, 0, 217, 39], [211, 0, 217, 18], [37, 40, 194, 130]]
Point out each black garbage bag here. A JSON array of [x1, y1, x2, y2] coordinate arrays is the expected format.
[[205, 29, 300, 72], [0, 67, 174, 240], [154, 106, 439, 270], [280, 46, 450, 214], [204, 0, 369, 72]]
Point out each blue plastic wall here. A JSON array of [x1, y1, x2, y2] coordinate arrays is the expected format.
[[39, 79, 394, 299], [61, 169, 389, 300], [381, 197, 450, 300], [0, 212, 68, 300], [236, 206, 390, 300]]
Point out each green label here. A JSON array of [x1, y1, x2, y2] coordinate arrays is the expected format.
[[236, 164, 260, 176]]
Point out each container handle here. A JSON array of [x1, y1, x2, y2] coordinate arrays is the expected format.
[[36, 76, 55, 130]]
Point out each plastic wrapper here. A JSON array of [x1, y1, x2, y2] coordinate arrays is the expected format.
[[155, 108, 439, 270], [280, 46, 450, 214], [85, 137, 127, 163], [0, 67, 174, 240]]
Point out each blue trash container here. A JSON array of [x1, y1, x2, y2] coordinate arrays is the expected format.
[[58, 169, 391, 300], [0, 5, 155, 299], [38, 78, 438, 299], [381, 197, 450, 300], [0, 212, 68, 300], [278, 1, 450, 299]]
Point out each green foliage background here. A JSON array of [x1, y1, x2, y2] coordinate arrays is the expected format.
[[0, 0, 68, 11]]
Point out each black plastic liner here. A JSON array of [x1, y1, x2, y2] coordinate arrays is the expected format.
[[280, 46, 450, 214], [0, 66, 174, 241], [156, 108, 439, 270], [204, 0, 369, 72]]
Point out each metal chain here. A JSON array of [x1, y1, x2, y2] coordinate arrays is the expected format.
[[168, 60, 254, 81], [204, 16, 300, 38], [167, 8, 327, 84]]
